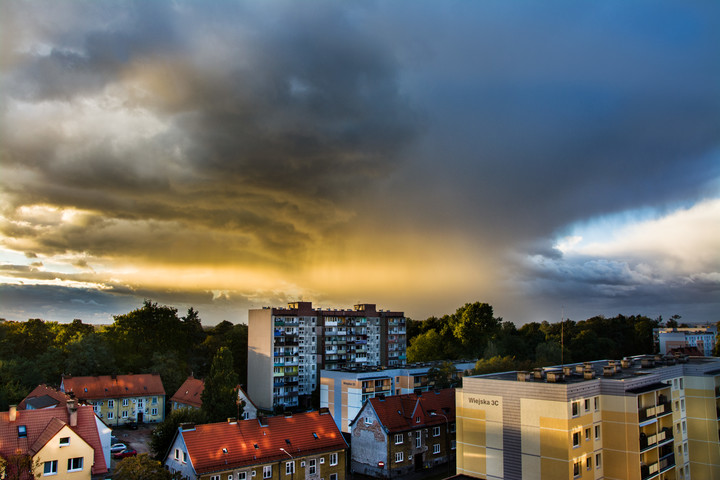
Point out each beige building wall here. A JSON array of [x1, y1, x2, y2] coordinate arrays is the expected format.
[[248, 309, 273, 410], [33, 424, 94, 480]]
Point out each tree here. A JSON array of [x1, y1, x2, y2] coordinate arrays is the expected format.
[[473, 356, 524, 375], [427, 361, 462, 389], [114, 454, 187, 480], [407, 329, 444, 363], [150, 408, 207, 460], [201, 347, 240, 423], [0, 453, 41, 480], [451, 302, 501, 357]]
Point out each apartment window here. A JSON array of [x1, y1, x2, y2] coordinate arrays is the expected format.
[[433, 426, 441, 437], [108, 400, 114, 408], [122, 398, 129, 407], [394, 434, 403, 444], [59, 437, 70, 446], [675, 400, 680, 411], [152, 396, 158, 404], [43, 460, 58, 475], [286, 461, 294, 475], [107, 411, 113, 419], [415, 416, 421, 423], [395, 452, 403, 463], [138, 399, 144, 408], [586, 457, 592, 470], [67, 457, 83, 472], [585, 428, 591, 441], [594, 425, 600, 440], [679, 378, 684, 389], [676, 423, 681, 434], [572, 402, 580, 417], [238, 473, 246, 480], [211, 476, 220, 480], [151, 408, 158, 416], [365, 416, 372, 425], [329, 453, 338, 466], [684, 441, 688, 456], [451, 440, 456, 450], [174, 449, 180, 460], [572, 432, 580, 447], [584, 399, 590, 411], [415, 431, 422, 448], [263, 465, 272, 478], [681, 399, 685, 411], [308, 459, 317, 474], [673, 379, 679, 389], [573, 461, 580, 477], [433, 443, 441, 454], [594, 397, 599, 410], [330, 474, 337, 480], [450, 423, 456, 433], [122, 410, 128, 418], [682, 421, 687, 434], [595, 453, 601, 468], [183, 452, 187, 463]]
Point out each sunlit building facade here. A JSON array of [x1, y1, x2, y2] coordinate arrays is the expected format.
[[456, 355, 720, 480], [248, 302, 406, 410]]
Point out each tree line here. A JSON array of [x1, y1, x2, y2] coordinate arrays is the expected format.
[[407, 302, 676, 374], [0, 300, 248, 411]]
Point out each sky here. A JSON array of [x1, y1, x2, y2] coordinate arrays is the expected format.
[[0, 0, 718, 326]]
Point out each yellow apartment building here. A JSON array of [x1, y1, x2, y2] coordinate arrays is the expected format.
[[456, 355, 720, 480]]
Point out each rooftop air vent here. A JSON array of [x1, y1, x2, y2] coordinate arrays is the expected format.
[[546, 369, 564, 383], [516, 371, 530, 382], [603, 366, 615, 377], [583, 368, 596, 380]]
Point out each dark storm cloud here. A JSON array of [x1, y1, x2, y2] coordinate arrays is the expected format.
[[0, 0, 418, 261]]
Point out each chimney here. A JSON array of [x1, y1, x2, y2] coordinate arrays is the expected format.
[[67, 399, 78, 427], [9, 405, 17, 422]]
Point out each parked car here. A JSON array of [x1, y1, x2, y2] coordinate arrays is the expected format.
[[110, 443, 127, 453], [113, 448, 137, 459]]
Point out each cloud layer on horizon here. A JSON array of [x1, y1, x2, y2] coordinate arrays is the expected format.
[[0, 0, 718, 324]]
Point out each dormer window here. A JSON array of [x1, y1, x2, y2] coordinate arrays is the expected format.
[[59, 437, 70, 446], [416, 417, 420, 423], [18, 425, 27, 438]]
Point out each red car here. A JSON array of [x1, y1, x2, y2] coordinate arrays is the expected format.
[[113, 448, 137, 459]]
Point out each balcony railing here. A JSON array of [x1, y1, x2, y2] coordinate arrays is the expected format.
[[641, 462, 659, 480], [659, 454, 675, 473]]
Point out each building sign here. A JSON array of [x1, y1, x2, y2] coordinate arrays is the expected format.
[[468, 396, 500, 407]]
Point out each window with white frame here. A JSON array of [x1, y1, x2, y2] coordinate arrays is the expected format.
[[395, 452, 403, 463], [433, 444, 440, 454], [433, 426, 440, 437], [594, 397, 599, 410], [572, 401, 580, 417], [122, 410, 128, 418], [67, 457, 83, 472], [394, 433, 403, 444], [584, 399, 590, 411], [595, 453, 601, 468], [586, 457, 592, 470], [59, 437, 70, 446], [415, 431, 421, 448], [174, 449, 180, 461], [43, 460, 58, 475], [122, 399, 129, 407], [365, 416, 372, 425], [107, 411, 114, 420], [152, 396, 158, 404], [138, 399, 144, 409], [308, 459, 316, 475], [151, 408, 158, 416], [329, 474, 337, 480], [182, 451, 187, 463], [584, 428, 590, 441], [595, 425, 600, 440], [108, 399, 114, 408], [263, 465, 272, 478], [211, 476, 220, 480], [238, 473, 246, 480], [573, 461, 580, 477], [286, 461, 294, 475], [572, 431, 580, 447], [329, 453, 338, 466]]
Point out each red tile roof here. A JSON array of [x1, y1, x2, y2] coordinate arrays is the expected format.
[[179, 411, 347, 475], [18, 384, 70, 410], [0, 405, 108, 475], [61, 374, 165, 399], [366, 389, 455, 433], [170, 377, 204, 408]]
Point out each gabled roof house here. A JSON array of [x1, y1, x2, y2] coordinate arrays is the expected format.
[[164, 410, 347, 480]]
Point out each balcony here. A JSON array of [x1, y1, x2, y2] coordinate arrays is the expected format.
[[659, 453, 675, 473], [641, 462, 659, 480]]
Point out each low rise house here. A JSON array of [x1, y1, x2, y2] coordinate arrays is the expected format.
[[350, 389, 456, 478], [60, 373, 166, 425], [171, 376, 258, 420], [18, 384, 71, 410], [0, 400, 110, 479], [321, 361, 473, 433], [164, 410, 347, 480]]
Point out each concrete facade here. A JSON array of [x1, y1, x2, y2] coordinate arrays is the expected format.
[[456, 355, 720, 480], [248, 302, 406, 411]]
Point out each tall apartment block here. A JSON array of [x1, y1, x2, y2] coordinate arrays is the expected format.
[[456, 355, 720, 480], [248, 302, 406, 411]]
